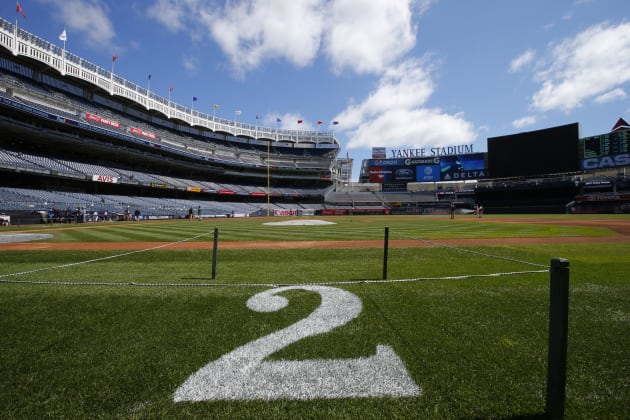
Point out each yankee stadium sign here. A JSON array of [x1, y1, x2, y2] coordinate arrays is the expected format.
[[389, 144, 474, 158]]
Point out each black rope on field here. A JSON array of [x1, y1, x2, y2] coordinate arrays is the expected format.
[[0, 268, 548, 289], [0, 225, 550, 286]]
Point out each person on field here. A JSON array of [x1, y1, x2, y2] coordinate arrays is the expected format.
[[450, 201, 455, 219]]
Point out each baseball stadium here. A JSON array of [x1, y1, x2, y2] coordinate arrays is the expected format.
[[1, 16, 629, 419]]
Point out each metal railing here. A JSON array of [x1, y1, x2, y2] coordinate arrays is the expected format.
[[0, 17, 338, 146]]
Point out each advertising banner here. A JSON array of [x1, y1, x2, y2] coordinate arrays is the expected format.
[[85, 112, 121, 129], [92, 174, 118, 183], [368, 153, 487, 183], [274, 209, 298, 216], [129, 127, 157, 139], [372, 147, 386, 158], [439, 154, 487, 181]]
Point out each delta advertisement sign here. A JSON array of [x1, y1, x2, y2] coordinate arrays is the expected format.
[[369, 153, 487, 183]]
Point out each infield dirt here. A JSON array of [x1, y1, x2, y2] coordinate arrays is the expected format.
[[1, 217, 629, 250]]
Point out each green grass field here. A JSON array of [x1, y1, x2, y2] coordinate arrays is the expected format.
[[0, 215, 628, 419]]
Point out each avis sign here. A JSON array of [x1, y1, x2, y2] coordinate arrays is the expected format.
[[91, 175, 118, 183]]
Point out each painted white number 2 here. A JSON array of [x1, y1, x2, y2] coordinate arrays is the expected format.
[[173, 285, 420, 401]]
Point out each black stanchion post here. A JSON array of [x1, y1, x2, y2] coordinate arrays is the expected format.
[[383, 226, 389, 280], [211, 227, 219, 280], [546, 257, 570, 420]]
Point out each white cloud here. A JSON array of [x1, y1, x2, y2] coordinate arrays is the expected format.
[[512, 115, 537, 129], [198, 0, 325, 75], [182, 55, 200, 74], [594, 88, 627, 104], [260, 113, 313, 130], [146, 0, 191, 33], [142, 0, 475, 150], [509, 49, 535, 73], [146, 0, 430, 76], [323, 0, 418, 75], [531, 21, 630, 112], [334, 58, 476, 150], [40, 0, 116, 49]]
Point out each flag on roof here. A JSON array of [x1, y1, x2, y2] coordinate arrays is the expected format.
[[192, 96, 198, 102], [235, 110, 242, 116], [332, 121, 339, 125], [59, 29, 67, 42], [297, 119, 303, 124], [276, 118, 281, 123], [148, 74, 151, 80], [611, 117, 630, 132], [213, 104, 219, 110], [16, 2, 26, 19], [112, 55, 118, 62], [317, 121, 323, 125], [169, 86, 174, 92]]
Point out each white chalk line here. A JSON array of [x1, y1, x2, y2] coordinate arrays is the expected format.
[[390, 231, 549, 268], [0, 231, 214, 280]]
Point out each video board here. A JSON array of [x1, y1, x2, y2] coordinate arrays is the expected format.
[[368, 153, 487, 183], [583, 129, 629, 157], [487, 123, 580, 178]]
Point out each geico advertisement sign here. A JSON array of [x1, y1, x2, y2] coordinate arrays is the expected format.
[[582, 153, 630, 170]]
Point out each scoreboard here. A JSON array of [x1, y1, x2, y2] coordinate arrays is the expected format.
[[581, 129, 630, 170], [487, 123, 580, 178], [582, 130, 630, 158], [368, 153, 487, 184]]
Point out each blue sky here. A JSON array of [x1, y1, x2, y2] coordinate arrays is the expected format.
[[4, 0, 630, 180]]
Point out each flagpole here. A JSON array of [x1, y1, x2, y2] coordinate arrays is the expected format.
[[168, 87, 172, 119], [61, 38, 66, 74], [110, 55, 116, 95], [146, 75, 151, 109], [13, 15, 18, 55], [267, 140, 271, 217], [59, 30, 67, 76], [13, 2, 19, 56]]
